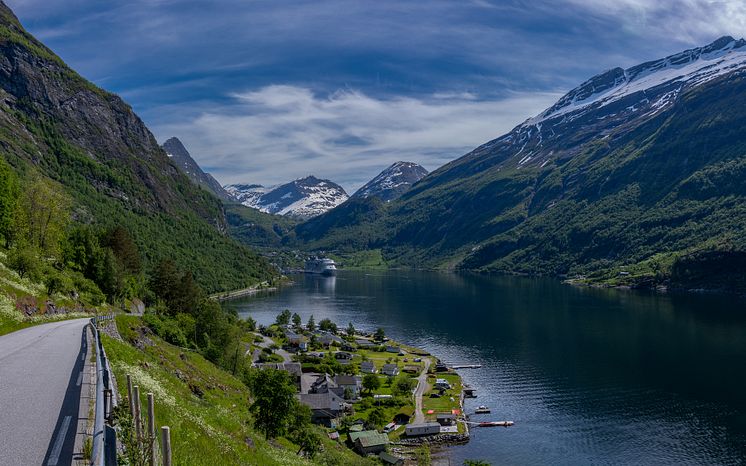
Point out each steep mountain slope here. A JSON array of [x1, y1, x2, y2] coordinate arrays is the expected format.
[[226, 176, 348, 219], [161, 137, 233, 201], [297, 36, 746, 290], [0, 2, 271, 291], [351, 161, 428, 201]]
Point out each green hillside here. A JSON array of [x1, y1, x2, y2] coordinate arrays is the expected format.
[[0, 2, 272, 293], [295, 65, 746, 292]]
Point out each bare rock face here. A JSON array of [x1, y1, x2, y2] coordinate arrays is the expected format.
[[161, 137, 234, 202], [0, 1, 226, 227]]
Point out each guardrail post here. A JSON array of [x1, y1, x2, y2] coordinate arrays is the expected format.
[[147, 393, 156, 466], [133, 385, 142, 444], [161, 426, 172, 466], [126, 374, 134, 417]]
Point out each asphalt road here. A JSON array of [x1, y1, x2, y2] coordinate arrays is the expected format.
[[0, 318, 90, 466], [414, 358, 432, 424]]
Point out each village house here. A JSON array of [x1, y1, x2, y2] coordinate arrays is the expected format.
[[385, 345, 400, 353], [348, 430, 389, 455], [334, 374, 362, 399], [355, 339, 376, 349], [405, 422, 441, 437], [403, 364, 420, 374], [334, 351, 353, 360], [299, 391, 346, 427], [381, 363, 399, 376], [315, 331, 344, 347], [360, 361, 376, 374], [379, 452, 404, 466], [434, 378, 451, 390]]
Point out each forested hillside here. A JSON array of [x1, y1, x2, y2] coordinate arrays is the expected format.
[[295, 38, 746, 292], [0, 2, 272, 293]]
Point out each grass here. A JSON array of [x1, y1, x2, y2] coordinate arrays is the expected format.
[[0, 250, 98, 336], [107, 315, 373, 466], [422, 372, 463, 419]]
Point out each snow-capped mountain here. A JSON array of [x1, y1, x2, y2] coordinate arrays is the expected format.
[[225, 176, 348, 219], [161, 137, 234, 201], [352, 161, 428, 201], [469, 36, 746, 172]]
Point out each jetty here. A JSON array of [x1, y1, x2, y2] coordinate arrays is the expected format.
[[451, 364, 482, 369]]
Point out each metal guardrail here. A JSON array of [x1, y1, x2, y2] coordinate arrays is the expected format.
[[90, 315, 117, 466]]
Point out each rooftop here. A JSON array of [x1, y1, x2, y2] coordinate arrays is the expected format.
[[349, 430, 389, 447]]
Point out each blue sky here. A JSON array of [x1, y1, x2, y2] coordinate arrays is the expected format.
[[7, 0, 745, 191]]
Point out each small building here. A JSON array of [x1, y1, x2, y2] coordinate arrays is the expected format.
[[316, 331, 344, 348], [334, 351, 353, 360], [310, 373, 337, 394], [341, 343, 356, 352], [436, 413, 457, 426], [405, 422, 441, 437], [298, 391, 346, 427], [355, 339, 376, 349], [348, 430, 389, 455], [403, 365, 420, 374], [385, 345, 400, 353], [394, 406, 414, 425], [334, 375, 362, 398], [360, 361, 376, 374], [381, 364, 399, 376], [379, 452, 404, 466], [434, 378, 451, 390]]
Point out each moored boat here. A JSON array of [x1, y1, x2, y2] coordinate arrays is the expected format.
[[304, 257, 337, 276], [474, 405, 491, 414], [479, 421, 514, 427]]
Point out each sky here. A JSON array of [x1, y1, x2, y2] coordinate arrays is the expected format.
[[6, 0, 746, 192]]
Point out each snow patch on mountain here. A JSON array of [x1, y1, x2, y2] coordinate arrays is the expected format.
[[528, 36, 746, 125], [225, 177, 348, 219], [352, 161, 429, 201]]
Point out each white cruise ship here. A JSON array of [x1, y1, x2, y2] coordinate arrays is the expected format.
[[304, 257, 337, 276]]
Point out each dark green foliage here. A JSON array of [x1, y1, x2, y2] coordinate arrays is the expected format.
[[318, 318, 337, 333], [245, 368, 297, 439], [374, 328, 386, 342], [0, 156, 19, 245], [6, 243, 41, 279], [366, 407, 387, 429], [306, 314, 316, 332], [275, 309, 292, 326], [362, 373, 380, 394]]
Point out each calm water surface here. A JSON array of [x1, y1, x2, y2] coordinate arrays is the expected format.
[[224, 271, 746, 465]]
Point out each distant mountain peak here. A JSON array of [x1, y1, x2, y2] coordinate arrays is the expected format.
[[530, 36, 746, 126], [161, 137, 233, 201], [352, 161, 428, 201], [225, 176, 348, 219]]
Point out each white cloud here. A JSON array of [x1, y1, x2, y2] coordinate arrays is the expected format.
[[566, 0, 746, 44], [154, 86, 560, 192]]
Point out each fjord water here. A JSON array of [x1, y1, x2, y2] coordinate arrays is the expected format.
[[225, 271, 746, 465]]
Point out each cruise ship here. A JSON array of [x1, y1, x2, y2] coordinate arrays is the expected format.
[[304, 257, 337, 276]]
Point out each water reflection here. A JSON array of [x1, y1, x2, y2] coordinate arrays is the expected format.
[[224, 271, 746, 464]]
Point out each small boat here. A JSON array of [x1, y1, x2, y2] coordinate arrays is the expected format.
[[479, 421, 514, 427], [474, 406, 491, 414]]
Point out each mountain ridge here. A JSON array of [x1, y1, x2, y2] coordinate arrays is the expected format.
[[0, 1, 272, 291], [351, 161, 428, 202], [294, 36, 746, 291], [161, 137, 234, 201], [226, 176, 348, 219]]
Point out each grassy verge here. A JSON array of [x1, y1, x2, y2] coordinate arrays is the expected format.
[[0, 251, 98, 336], [107, 315, 372, 465]]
